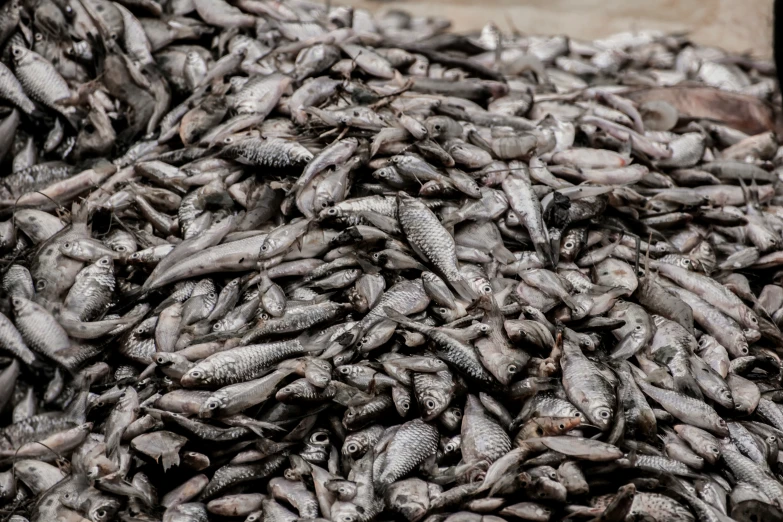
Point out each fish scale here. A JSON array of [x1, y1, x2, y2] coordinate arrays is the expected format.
[[461, 394, 512, 467], [63, 257, 115, 321], [182, 339, 315, 386], [377, 419, 439, 486], [221, 137, 313, 167], [397, 193, 476, 302], [200, 454, 287, 500], [1, 2, 783, 520]]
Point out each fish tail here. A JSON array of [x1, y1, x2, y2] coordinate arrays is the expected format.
[[450, 276, 478, 303], [533, 240, 554, 268], [337, 324, 362, 347], [440, 212, 464, 228], [491, 244, 517, 265], [549, 237, 561, 266], [296, 331, 329, 352], [674, 374, 704, 401]]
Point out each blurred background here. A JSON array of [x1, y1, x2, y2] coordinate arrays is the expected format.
[[342, 0, 774, 57]]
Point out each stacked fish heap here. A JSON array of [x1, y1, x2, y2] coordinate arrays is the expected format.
[[2, 0, 783, 521]]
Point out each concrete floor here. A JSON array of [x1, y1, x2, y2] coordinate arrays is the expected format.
[[343, 0, 774, 58]]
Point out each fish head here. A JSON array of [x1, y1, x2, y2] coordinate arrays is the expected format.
[[588, 404, 613, 431], [198, 396, 224, 418], [181, 366, 208, 386], [10, 45, 32, 66]]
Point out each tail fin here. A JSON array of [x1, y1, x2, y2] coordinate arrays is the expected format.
[[440, 211, 466, 228], [673, 373, 704, 401], [492, 244, 517, 265], [450, 276, 478, 303], [533, 240, 555, 268]]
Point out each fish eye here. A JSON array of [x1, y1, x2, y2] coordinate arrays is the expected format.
[[482, 285, 492, 294], [208, 401, 218, 409], [261, 243, 269, 251], [328, 208, 338, 215], [208, 292, 216, 298], [683, 259, 690, 265], [346, 410, 355, 417], [223, 137, 234, 144], [312, 432, 329, 443], [115, 246, 127, 252], [130, 253, 140, 259], [36, 280, 47, 290], [156, 356, 165, 364], [507, 365, 518, 374], [434, 124, 441, 130], [438, 307, 447, 314], [213, 323, 223, 330], [558, 424, 565, 429], [564, 241, 574, 249], [64, 242, 72, 248], [99, 258, 110, 266], [346, 443, 358, 453], [425, 399, 436, 409], [120, 392, 126, 399], [35, 34, 42, 41], [189, 370, 202, 378], [96, 509, 106, 519], [574, 412, 581, 417], [635, 325, 642, 331]]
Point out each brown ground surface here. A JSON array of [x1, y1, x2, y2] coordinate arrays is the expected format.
[[342, 0, 774, 57]]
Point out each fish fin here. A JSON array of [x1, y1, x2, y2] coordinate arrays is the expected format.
[[561, 294, 580, 312], [609, 331, 643, 360], [295, 332, 327, 352], [450, 277, 478, 303], [313, 291, 336, 304], [380, 307, 415, 326], [491, 244, 517, 265], [440, 211, 465, 228], [161, 451, 180, 471], [337, 325, 361, 347], [673, 374, 704, 401], [586, 284, 618, 295], [533, 240, 555, 268]]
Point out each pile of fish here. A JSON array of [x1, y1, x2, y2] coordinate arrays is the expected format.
[[3, 0, 783, 521]]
